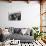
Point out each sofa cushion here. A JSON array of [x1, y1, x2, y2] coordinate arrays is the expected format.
[[8, 33, 34, 43], [8, 27, 14, 34], [14, 28, 21, 33], [21, 29, 27, 35]]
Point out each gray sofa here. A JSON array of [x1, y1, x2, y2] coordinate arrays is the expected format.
[[3, 27, 34, 43], [9, 33, 34, 43]]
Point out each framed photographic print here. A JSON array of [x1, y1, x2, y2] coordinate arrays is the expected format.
[[9, 12, 21, 21]]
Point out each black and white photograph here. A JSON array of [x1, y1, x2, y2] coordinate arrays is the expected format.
[[9, 13, 21, 21]]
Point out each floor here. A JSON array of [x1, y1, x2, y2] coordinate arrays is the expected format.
[[0, 40, 46, 46]]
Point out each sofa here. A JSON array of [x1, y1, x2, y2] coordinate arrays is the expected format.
[[7, 27, 34, 43]]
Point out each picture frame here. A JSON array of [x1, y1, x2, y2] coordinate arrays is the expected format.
[[8, 12, 21, 21]]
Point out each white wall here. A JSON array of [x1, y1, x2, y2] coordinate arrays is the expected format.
[[0, 1, 40, 28]]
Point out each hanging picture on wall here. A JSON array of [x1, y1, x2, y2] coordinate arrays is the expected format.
[[9, 12, 21, 21]]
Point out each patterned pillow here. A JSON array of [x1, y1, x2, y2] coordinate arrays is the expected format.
[[8, 27, 14, 34], [14, 28, 21, 33], [21, 29, 27, 35]]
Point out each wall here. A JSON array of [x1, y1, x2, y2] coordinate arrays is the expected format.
[[0, 1, 40, 28]]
